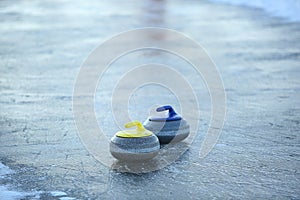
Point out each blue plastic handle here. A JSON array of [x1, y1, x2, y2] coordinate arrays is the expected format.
[[150, 105, 182, 122]]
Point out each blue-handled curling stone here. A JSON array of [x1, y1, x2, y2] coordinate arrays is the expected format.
[[143, 105, 190, 144], [110, 121, 160, 161]]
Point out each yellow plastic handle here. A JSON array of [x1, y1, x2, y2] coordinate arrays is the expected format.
[[125, 121, 145, 132], [115, 121, 152, 138]]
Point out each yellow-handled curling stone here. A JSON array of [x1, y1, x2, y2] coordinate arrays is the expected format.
[[110, 121, 160, 161], [143, 105, 190, 144]]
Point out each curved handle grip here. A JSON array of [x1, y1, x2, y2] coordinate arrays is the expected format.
[[156, 105, 177, 118], [125, 121, 145, 132]]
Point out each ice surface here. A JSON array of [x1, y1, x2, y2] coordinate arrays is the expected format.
[[0, 0, 299, 199]]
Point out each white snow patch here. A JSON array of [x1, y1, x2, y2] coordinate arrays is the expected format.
[[0, 162, 23, 200], [0, 162, 13, 178], [60, 197, 76, 200], [1, 162, 72, 199], [0, 162, 40, 200], [0, 185, 26, 200], [50, 190, 67, 197]]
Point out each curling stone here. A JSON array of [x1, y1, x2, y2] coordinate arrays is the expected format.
[[143, 105, 190, 144], [110, 121, 160, 161]]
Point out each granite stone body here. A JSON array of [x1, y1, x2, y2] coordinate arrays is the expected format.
[[143, 118, 190, 144], [110, 135, 160, 161], [143, 105, 190, 144]]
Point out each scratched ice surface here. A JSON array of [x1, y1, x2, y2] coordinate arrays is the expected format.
[[0, 0, 299, 199]]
